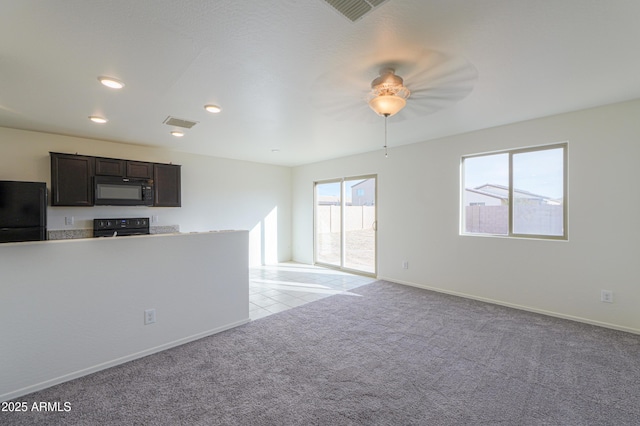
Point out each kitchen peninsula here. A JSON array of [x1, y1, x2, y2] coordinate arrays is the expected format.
[[0, 230, 249, 401]]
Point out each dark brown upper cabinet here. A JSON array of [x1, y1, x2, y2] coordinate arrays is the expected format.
[[50, 152, 181, 208], [95, 157, 125, 176], [154, 163, 181, 207], [126, 161, 154, 179], [95, 158, 153, 179], [50, 152, 95, 206]]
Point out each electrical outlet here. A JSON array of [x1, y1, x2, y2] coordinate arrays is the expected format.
[[65, 216, 74, 225], [402, 261, 409, 269], [144, 308, 156, 325], [601, 290, 613, 303], [152, 215, 159, 223]]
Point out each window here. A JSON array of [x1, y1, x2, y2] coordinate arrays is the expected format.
[[462, 143, 567, 239]]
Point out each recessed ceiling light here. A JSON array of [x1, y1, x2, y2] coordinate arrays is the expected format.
[[89, 116, 108, 124], [98, 76, 125, 89], [204, 104, 222, 114], [271, 149, 280, 153], [170, 131, 184, 137]]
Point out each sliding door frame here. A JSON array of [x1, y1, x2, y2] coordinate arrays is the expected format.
[[313, 174, 377, 277]]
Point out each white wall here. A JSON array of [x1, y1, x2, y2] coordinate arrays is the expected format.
[[0, 127, 291, 265], [0, 231, 249, 401], [292, 99, 640, 333]]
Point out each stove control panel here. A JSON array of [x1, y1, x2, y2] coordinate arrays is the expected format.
[[93, 218, 150, 237]]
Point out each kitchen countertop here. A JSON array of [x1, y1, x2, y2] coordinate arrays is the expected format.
[[47, 224, 181, 240], [2, 228, 244, 246]]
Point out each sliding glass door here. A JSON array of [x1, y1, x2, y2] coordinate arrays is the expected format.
[[314, 180, 342, 267], [314, 175, 377, 276], [343, 177, 376, 273]]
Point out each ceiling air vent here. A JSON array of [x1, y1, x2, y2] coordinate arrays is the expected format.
[[322, 0, 389, 22], [163, 116, 198, 129]]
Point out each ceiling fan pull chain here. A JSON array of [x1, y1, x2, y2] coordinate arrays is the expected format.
[[384, 114, 389, 158]]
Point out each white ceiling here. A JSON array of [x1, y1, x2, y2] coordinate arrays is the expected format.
[[1, 1, 639, 167]]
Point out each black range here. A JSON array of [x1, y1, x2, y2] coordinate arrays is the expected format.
[[93, 218, 150, 237]]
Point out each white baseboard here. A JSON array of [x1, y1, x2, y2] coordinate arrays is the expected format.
[[377, 276, 640, 336], [1, 318, 250, 403]]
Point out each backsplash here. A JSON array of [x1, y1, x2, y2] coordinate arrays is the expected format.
[[150, 225, 181, 235], [48, 229, 93, 240]]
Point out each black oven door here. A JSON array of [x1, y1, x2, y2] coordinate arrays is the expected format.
[[94, 177, 153, 206]]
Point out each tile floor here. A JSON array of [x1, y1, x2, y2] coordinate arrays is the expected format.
[[249, 262, 377, 320]]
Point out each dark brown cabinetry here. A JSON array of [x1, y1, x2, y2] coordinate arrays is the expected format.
[[126, 161, 153, 179], [95, 157, 125, 176], [154, 164, 181, 207], [50, 153, 95, 206], [50, 152, 181, 207], [95, 158, 153, 179]]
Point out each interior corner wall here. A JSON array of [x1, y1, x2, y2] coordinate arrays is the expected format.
[[292, 99, 640, 333], [0, 127, 292, 264]]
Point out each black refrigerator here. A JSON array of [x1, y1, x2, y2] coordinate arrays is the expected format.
[[0, 181, 47, 243]]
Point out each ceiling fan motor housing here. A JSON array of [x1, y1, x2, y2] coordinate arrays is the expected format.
[[368, 69, 410, 116]]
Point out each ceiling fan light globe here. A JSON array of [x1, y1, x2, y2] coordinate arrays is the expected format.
[[368, 95, 407, 117]]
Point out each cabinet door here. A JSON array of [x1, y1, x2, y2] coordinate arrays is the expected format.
[[154, 164, 181, 207], [95, 157, 125, 176], [50, 153, 95, 206], [126, 161, 154, 179]]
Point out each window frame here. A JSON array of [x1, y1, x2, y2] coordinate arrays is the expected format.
[[461, 142, 568, 240]]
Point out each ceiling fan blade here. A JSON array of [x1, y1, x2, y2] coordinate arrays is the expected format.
[[310, 47, 478, 122], [311, 99, 376, 122], [410, 86, 474, 101], [309, 66, 372, 121], [409, 74, 477, 96]]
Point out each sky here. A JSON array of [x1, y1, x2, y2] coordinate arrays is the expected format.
[[464, 147, 564, 199], [316, 179, 368, 202]]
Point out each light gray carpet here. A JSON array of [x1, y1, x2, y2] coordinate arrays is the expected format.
[[3, 280, 640, 425]]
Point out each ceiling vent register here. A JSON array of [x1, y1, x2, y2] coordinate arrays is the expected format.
[[323, 0, 389, 22], [163, 116, 198, 129]]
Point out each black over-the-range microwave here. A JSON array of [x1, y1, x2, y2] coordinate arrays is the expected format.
[[94, 176, 154, 206]]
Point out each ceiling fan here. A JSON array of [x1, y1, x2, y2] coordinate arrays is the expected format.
[[311, 48, 478, 123], [310, 48, 477, 156]]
